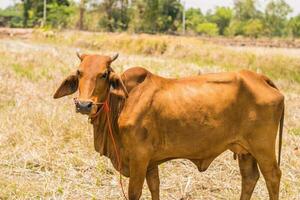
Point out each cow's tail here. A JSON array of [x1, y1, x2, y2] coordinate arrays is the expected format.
[[261, 74, 284, 166], [278, 105, 284, 167]]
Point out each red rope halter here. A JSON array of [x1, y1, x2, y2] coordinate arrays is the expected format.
[[87, 94, 128, 200]]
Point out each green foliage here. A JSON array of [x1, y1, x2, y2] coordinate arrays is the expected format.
[[0, 4, 23, 27], [128, 0, 182, 33], [23, 0, 30, 27], [157, 0, 182, 32], [98, 0, 131, 32], [225, 20, 244, 36], [209, 7, 233, 35], [127, 0, 147, 32], [12, 63, 36, 81], [234, 0, 258, 21], [145, 0, 161, 32], [264, 0, 292, 36], [196, 22, 219, 36], [289, 128, 300, 136], [185, 8, 204, 32], [2, 0, 300, 38], [288, 15, 300, 37], [243, 19, 264, 37], [20, 0, 73, 28], [47, 2, 74, 28]]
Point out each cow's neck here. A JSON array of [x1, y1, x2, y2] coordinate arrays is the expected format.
[[92, 95, 125, 170]]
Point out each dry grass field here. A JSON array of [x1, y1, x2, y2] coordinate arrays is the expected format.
[[0, 30, 299, 199]]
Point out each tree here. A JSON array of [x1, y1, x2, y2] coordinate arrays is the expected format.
[[196, 22, 219, 36], [243, 19, 264, 37], [157, 0, 182, 32], [127, 0, 159, 32], [21, 0, 72, 28], [185, 8, 204, 32], [288, 15, 300, 37], [129, 0, 182, 33], [144, 0, 159, 32], [229, 0, 267, 37], [119, 0, 130, 30], [234, 0, 258, 21], [98, 0, 130, 31], [21, 0, 31, 27], [127, 0, 145, 32], [224, 20, 244, 36], [264, 0, 292, 36], [0, 3, 23, 27], [78, 0, 87, 30], [209, 7, 233, 35], [47, 2, 74, 28]]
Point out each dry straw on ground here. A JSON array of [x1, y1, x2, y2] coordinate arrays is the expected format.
[[0, 31, 299, 199]]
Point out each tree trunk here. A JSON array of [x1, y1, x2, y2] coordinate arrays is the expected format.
[[103, 0, 114, 31], [22, 0, 30, 28], [78, 0, 86, 30]]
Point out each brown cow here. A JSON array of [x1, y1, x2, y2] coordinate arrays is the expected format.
[[53, 53, 284, 200]]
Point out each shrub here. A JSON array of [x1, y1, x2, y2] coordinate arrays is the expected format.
[[196, 22, 219, 36], [47, 3, 74, 29], [0, 4, 23, 27], [185, 8, 204, 32], [243, 19, 264, 37], [209, 6, 233, 35], [224, 20, 244, 36], [288, 15, 300, 37]]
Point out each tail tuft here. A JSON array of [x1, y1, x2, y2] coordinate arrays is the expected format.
[[278, 106, 284, 166]]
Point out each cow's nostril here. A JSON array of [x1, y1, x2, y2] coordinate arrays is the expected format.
[[87, 102, 92, 108], [76, 101, 93, 114]]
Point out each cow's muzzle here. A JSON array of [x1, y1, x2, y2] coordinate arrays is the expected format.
[[74, 98, 93, 114]]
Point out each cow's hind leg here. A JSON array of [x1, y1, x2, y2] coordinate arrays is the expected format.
[[256, 156, 281, 200], [250, 129, 281, 200], [146, 165, 160, 200], [238, 154, 260, 200]]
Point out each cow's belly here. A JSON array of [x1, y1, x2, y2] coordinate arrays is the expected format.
[[148, 104, 241, 161], [151, 118, 234, 160], [147, 84, 242, 160]]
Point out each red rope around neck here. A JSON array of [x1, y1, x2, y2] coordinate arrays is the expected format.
[[90, 94, 128, 200]]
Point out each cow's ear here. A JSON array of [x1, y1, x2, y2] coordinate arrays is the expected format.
[[53, 75, 78, 99], [109, 72, 128, 98]]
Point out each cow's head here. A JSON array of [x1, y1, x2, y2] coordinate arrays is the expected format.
[[53, 53, 128, 115]]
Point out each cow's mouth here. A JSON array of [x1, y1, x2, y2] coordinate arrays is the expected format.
[[76, 108, 91, 115], [89, 105, 101, 116]]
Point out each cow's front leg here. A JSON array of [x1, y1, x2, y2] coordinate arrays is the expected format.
[[146, 165, 160, 200], [128, 154, 149, 200]]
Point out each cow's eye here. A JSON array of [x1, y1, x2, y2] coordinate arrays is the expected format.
[[77, 70, 82, 77], [101, 72, 107, 79]]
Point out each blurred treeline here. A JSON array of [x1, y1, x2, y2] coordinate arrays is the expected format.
[[1, 0, 300, 38]]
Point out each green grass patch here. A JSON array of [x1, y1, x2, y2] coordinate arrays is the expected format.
[[288, 128, 300, 136], [0, 99, 16, 110], [33, 31, 300, 84], [12, 63, 36, 81], [11, 63, 54, 81]]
